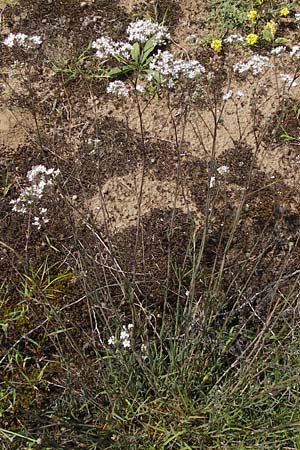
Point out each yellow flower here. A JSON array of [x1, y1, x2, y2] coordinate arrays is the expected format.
[[247, 10, 258, 21], [246, 33, 259, 45], [280, 7, 290, 17], [266, 19, 277, 35], [211, 39, 222, 52]]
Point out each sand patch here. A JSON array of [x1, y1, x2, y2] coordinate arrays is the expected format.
[[87, 169, 202, 231], [0, 107, 34, 151]]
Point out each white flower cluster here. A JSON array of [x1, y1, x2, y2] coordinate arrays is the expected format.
[[233, 54, 273, 76], [108, 323, 134, 349], [106, 80, 129, 97], [106, 80, 146, 98], [32, 208, 48, 229], [280, 73, 298, 87], [133, 83, 145, 93], [290, 45, 300, 58], [3, 32, 42, 48], [149, 50, 205, 80], [10, 165, 60, 229], [126, 19, 170, 45], [224, 34, 244, 44], [217, 165, 229, 175], [92, 19, 170, 61], [222, 90, 233, 101], [209, 166, 229, 187], [92, 36, 132, 60], [185, 34, 200, 44], [236, 90, 245, 98], [271, 46, 286, 55], [223, 89, 245, 101]]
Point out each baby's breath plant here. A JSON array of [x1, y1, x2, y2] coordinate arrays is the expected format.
[[92, 19, 169, 81], [95, 20, 206, 97], [3, 3, 300, 450]]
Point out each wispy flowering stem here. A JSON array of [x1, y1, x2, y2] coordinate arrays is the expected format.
[[133, 78, 147, 282]]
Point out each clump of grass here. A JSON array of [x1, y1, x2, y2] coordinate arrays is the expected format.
[[279, 102, 300, 143], [95, 299, 300, 448]]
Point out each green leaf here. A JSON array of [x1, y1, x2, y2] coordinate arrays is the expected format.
[[162, 431, 185, 448], [263, 27, 273, 43], [155, 76, 164, 86], [140, 55, 153, 68], [140, 38, 155, 65], [107, 65, 133, 78], [146, 69, 163, 83], [131, 42, 140, 64], [275, 37, 289, 44], [141, 50, 154, 66], [280, 129, 300, 142], [113, 54, 126, 64], [143, 38, 155, 54]]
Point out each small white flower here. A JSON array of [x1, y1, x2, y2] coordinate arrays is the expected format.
[[145, 72, 154, 82], [236, 90, 245, 98], [3, 32, 42, 48], [233, 54, 273, 76], [15, 32, 27, 46], [3, 33, 15, 47], [106, 80, 129, 97], [224, 34, 244, 43], [166, 79, 175, 89], [108, 336, 116, 345], [27, 165, 47, 182], [126, 19, 170, 45], [92, 37, 112, 59], [185, 34, 199, 43], [10, 165, 59, 217], [120, 329, 130, 340], [133, 84, 145, 93], [92, 36, 132, 60], [295, 13, 300, 22], [280, 73, 298, 87], [150, 50, 205, 81], [141, 343, 147, 353], [127, 323, 134, 330], [217, 165, 229, 175], [30, 35, 42, 46], [223, 90, 233, 101], [122, 339, 131, 348], [290, 45, 300, 58], [271, 46, 285, 55]]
